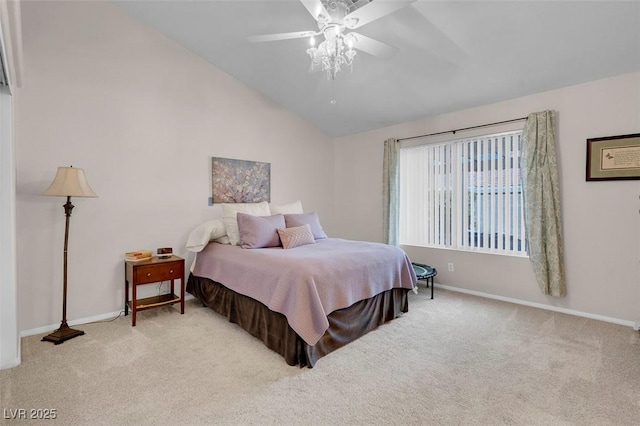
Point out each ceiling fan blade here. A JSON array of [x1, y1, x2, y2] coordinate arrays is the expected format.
[[299, 0, 331, 23], [349, 32, 398, 59], [344, 0, 417, 29], [248, 30, 319, 43]]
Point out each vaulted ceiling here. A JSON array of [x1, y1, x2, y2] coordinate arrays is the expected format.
[[114, 0, 640, 137]]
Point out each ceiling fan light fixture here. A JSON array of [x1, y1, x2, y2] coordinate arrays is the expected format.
[[344, 17, 359, 28], [307, 33, 356, 80], [344, 32, 356, 48], [306, 28, 357, 80], [250, 0, 416, 80]]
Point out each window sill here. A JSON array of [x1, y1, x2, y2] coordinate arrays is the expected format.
[[399, 243, 529, 259]]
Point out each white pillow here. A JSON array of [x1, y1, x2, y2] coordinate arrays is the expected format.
[[221, 202, 271, 245], [185, 219, 227, 252], [222, 217, 241, 246], [213, 235, 231, 245], [221, 201, 271, 218], [270, 200, 303, 215]]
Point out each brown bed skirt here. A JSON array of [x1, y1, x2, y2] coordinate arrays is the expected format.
[[187, 273, 409, 368]]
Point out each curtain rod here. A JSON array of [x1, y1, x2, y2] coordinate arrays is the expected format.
[[397, 116, 528, 142]]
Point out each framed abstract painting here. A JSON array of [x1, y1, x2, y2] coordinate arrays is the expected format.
[[211, 157, 270, 203]]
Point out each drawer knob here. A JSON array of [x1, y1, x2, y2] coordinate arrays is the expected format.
[[169, 269, 174, 274], [146, 273, 152, 277]]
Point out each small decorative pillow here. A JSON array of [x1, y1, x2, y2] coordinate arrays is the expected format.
[[237, 213, 285, 249], [277, 224, 316, 249], [284, 212, 327, 239]]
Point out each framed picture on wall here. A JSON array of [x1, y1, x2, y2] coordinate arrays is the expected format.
[[586, 133, 640, 181], [211, 157, 271, 203]]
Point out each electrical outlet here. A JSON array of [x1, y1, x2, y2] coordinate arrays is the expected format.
[[447, 262, 454, 272]]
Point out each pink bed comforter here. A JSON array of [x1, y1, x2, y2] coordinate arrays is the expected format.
[[192, 238, 417, 345]]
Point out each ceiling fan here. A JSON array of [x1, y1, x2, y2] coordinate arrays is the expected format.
[[248, 0, 417, 80]]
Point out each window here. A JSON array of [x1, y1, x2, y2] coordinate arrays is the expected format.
[[399, 130, 527, 255]]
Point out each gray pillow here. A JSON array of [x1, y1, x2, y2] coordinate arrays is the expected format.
[[284, 212, 327, 240], [237, 213, 285, 249]]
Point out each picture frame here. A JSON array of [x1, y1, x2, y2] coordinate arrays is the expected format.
[[586, 133, 640, 181], [210, 157, 270, 203]]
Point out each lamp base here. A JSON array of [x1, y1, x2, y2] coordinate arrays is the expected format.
[[41, 321, 84, 345]]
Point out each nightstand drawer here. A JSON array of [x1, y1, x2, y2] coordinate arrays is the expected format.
[[134, 261, 183, 284]]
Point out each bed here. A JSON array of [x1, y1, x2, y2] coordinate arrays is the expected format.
[[187, 237, 417, 367], [185, 203, 417, 367]]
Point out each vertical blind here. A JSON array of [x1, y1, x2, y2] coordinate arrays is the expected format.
[[399, 131, 527, 255]]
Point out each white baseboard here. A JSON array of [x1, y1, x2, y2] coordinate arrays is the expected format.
[[20, 293, 196, 338], [20, 310, 124, 338], [434, 284, 637, 329]]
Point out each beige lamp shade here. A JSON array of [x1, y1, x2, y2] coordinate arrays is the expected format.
[[43, 166, 98, 198]]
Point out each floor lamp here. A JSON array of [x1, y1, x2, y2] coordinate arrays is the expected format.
[[42, 166, 98, 344]]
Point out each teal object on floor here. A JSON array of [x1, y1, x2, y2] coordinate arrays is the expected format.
[[412, 263, 437, 299]]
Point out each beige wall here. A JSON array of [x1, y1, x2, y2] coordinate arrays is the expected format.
[[334, 72, 640, 323], [15, 1, 334, 331]]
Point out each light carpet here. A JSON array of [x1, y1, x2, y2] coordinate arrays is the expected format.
[[1, 288, 639, 425]]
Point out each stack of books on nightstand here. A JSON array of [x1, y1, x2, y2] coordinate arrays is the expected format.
[[125, 250, 153, 262]]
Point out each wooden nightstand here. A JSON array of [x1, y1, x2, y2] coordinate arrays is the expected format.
[[124, 255, 185, 326]]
